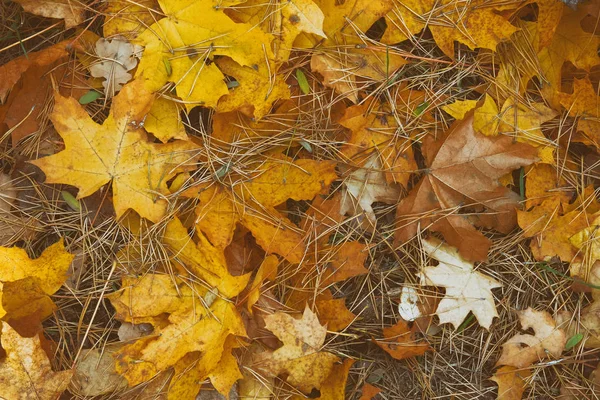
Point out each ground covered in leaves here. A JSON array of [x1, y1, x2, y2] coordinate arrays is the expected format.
[[0, 0, 600, 399]]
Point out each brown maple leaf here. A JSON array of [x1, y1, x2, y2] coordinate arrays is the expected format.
[[395, 112, 538, 261]]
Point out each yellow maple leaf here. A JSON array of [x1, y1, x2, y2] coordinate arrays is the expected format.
[[443, 95, 556, 162], [31, 80, 198, 223], [145, 96, 188, 143], [257, 307, 339, 393], [188, 157, 337, 262], [0, 323, 73, 399], [225, 0, 326, 64], [0, 239, 73, 333], [112, 275, 247, 387], [559, 78, 600, 149], [163, 217, 251, 298], [134, 0, 279, 111], [102, 0, 159, 38], [490, 366, 532, 400], [537, 6, 600, 107], [215, 57, 291, 119]]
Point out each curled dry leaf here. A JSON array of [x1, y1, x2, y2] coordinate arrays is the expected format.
[[257, 307, 339, 393], [420, 238, 502, 330], [496, 308, 566, 369], [396, 112, 538, 261], [374, 319, 430, 360], [89, 36, 143, 95], [0, 323, 73, 400]]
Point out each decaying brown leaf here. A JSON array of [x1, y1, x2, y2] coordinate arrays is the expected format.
[[396, 112, 538, 261]]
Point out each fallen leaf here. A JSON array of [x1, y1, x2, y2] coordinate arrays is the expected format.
[[490, 366, 532, 400], [0, 323, 73, 399], [496, 307, 566, 368], [419, 238, 503, 330], [396, 110, 537, 261], [0, 239, 73, 332], [72, 345, 128, 396], [215, 57, 290, 119], [321, 241, 368, 285], [188, 157, 337, 262], [374, 319, 430, 360], [163, 217, 251, 299], [0, 40, 88, 144], [359, 383, 382, 400], [518, 187, 598, 261], [315, 297, 356, 332], [225, 0, 326, 65], [247, 255, 279, 312], [291, 358, 354, 400], [145, 96, 188, 143], [559, 78, 600, 148], [115, 297, 246, 387], [134, 0, 278, 110], [340, 152, 400, 228], [89, 36, 142, 96], [103, 0, 160, 38], [13, 0, 85, 28], [257, 307, 339, 393], [537, 6, 600, 107], [31, 80, 198, 223]]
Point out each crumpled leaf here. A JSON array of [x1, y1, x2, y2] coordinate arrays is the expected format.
[[419, 238, 502, 330], [496, 307, 566, 368], [89, 36, 143, 96], [490, 366, 532, 400], [374, 319, 430, 360], [12, 0, 85, 28], [396, 112, 538, 261], [31, 80, 198, 223], [257, 307, 339, 393], [0, 323, 73, 399]]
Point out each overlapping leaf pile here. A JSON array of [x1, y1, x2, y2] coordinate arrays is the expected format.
[[0, 0, 600, 398]]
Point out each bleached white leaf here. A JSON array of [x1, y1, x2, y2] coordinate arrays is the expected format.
[[419, 238, 502, 330]]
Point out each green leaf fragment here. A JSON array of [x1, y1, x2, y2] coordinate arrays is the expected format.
[[61, 190, 81, 212], [296, 69, 310, 94], [79, 90, 102, 105], [565, 333, 583, 350]]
